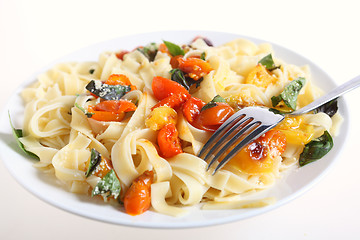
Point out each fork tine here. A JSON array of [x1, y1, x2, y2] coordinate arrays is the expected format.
[[211, 124, 274, 175], [202, 116, 253, 162], [198, 110, 246, 158], [206, 119, 260, 170]]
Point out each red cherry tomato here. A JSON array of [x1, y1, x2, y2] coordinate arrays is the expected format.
[[157, 123, 183, 158], [192, 103, 234, 131], [182, 97, 205, 123], [151, 76, 189, 100]]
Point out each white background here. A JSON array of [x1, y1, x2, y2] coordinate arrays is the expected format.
[[1, 0, 360, 239]]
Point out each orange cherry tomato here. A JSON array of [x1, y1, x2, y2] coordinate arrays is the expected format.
[[94, 100, 137, 113], [88, 106, 126, 122], [86, 156, 113, 178], [151, 76, 189, 100], [256, 129, 287, 158], [182, 97, 205, 123], [124, 170, 154, 216], [170, 55, 182, 69], [105, 74, 137, 91], [228, 130, 286, 174], [178, 57, 213, 80], [87, 100, 136, 122], [192, 102, 234, 132], [157, 123, 183, 158], [158, 43, 169, 54]]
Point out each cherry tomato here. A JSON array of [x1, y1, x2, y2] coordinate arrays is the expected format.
[[94, 100, 137, 113], [88, 105, 126, 122], [256, 129, 287, 158], [105, 74, 137, 91], [182, 97, 205, 123], [192, 102, 234, 131], [228, 130, 287, 174], [157, 123, 183, 158], [178, 57, 213, 80], [115, 50, 130, 60], [170, 55, 182, 69], [86, 156, 113, 178], [124, 170, 154, 216], [158, 43, 169, 54], [151, 76, 189, 100], [151, 92, 190, 110]]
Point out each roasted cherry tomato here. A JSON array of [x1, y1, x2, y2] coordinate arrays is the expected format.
[[151, 93, 190, 110], [158, 43, 169, 54], [182, 97, 205, 123], [151, 76, 189, 100], [88, 106, 126, 122], [228, 130, 287, 174], [88, 100, 136, 122], [157, 123, 183, 158], [94, 100, 137, 113], [105, 74, 137, 91], [177, 57, 213, 80], [86, 155, 113, 178], [192, 102, 234, 131], [124, 170, 154, 216], [115, 50, 130, 60]]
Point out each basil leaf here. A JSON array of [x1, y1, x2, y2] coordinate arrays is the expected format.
[[163, 40, 185, 57], [299, 131, 333, 167], [137, 42, 158, 61], [9, 112, 39, 160], [85, 149, 102, 177], [271, 77, 306, 110], [200, 52, 206, 60], [170, 69, 203, 90], [92, 169, 121, 200], [201, 95, 226, 111], [89, 69, 95, 74], [74, 103, 94, 118], [258, 54, 280, 71], [313, 98, 338, 118], [85, 80, 131, 100]]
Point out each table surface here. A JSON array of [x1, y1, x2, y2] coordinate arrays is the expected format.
[[1, 0, 360, 239]]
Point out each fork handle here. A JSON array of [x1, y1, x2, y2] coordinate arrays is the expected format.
[[291, 75, 360, 115]]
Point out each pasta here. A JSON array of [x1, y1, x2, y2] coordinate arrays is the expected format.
[[17, 36, 342, 217]]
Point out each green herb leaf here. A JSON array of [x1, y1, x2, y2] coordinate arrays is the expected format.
[[85, 80, 131, 100], [74, 103, 94, 118], [200, 52, 206, 60], [89, 69, 95, 74], [92, 169, 121, 200], [313, 98, 338, 118], [271, 77, 306, 110], [258, 54, 281, 71], [170, 69, 203, 90], [137, 42, 158, 61], [201, 95, 226, 111], [85, 149, 102, 177], [299, 131, 333, 167], [163, 40, 185, 57], [9, 112, 39, 160]]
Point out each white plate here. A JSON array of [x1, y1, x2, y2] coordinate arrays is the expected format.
[[0, 31, 349, 228]]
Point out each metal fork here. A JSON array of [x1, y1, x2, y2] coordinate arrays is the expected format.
[[199, 75, 360, 174]]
